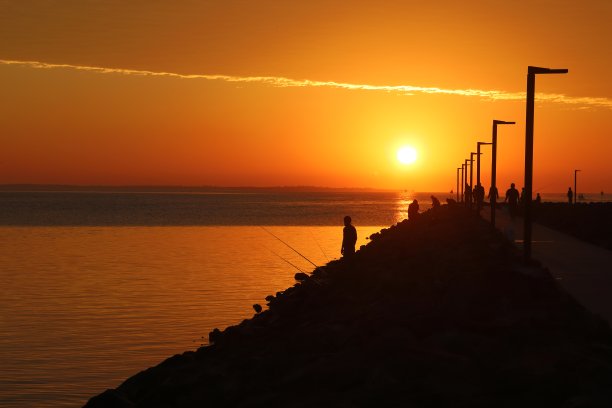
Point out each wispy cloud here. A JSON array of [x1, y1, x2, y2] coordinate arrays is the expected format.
[[2, 59, 611, 110]]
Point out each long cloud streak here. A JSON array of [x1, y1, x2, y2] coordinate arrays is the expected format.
[[2, 59, 611, 110]]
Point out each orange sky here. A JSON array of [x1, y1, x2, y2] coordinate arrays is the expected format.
[[1, 1, 611, 192]]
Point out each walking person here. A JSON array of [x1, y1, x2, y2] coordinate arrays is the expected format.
[[474, 183, 485, 213], [567, 187, 573, 204], [505, 183, 520, 219]]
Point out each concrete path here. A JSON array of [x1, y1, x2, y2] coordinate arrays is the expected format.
[[481, 206, 612, 324]]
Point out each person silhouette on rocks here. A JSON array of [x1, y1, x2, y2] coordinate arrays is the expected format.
[[341, 215, 357, 257], [430, 195, 441, 209], [408, 199, 419, 220]]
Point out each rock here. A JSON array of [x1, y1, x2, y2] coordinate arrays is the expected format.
[[85, 205, 612, 407], [83, 389, 134, 408], [294, 272, 309, 281]]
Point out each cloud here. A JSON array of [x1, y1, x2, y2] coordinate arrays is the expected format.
[[1, 59, 611, 110]]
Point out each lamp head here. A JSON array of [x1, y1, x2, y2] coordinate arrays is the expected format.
[[528, 66, 569, 75]]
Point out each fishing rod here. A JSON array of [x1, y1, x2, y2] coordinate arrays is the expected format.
[[260, 226, 319, 268], [310, 230, 329, 262], [266, 246, 305, 273]]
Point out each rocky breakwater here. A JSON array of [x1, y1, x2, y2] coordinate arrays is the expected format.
[[86, 204, 612, 407]]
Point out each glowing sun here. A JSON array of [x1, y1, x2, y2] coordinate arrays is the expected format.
[[397, 146, 417, 165]]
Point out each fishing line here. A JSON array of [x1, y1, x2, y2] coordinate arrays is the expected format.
[[264, 245, 305, 273], [260, 226, 318, 268], [310, 230, 329, 262]]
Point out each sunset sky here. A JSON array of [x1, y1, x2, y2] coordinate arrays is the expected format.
[[1, 1, 611, 192]]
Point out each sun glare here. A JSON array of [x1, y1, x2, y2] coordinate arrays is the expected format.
[[397, 146, 417, 165]]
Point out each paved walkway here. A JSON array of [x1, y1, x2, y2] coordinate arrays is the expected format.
[[481, 206, 612, 324]]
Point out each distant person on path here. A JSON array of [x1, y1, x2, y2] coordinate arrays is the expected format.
[[535, 193, 542, 204], [567, 187, 573, 204], [408, 199, 419, 220], [465, 183, 473, 209], [488, 186, 499, 209], [341, 215, 357, 257], [505, 183, 520, 218], [474, 183, 485, 212], [430, 195, 441, 209]]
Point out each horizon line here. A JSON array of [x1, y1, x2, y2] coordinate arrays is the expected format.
[[0, 184, 606, 195], [2, 59, 611, 110]]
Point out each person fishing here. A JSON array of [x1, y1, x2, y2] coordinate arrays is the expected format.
[[408, 199, 419, 220], [341, 215, 357, 257], [430, 195, 441, 209]]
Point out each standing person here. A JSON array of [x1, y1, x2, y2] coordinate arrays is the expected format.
[[488, 185, 499, 209], [505, 183, 520, 219], [567, 187, 573, 204], [408, 199, 419, 220], [474, 183, 485, 212], [341, 215, 357, 257], [465, 183, 473, 209]]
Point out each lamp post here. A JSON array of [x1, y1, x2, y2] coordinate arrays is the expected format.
[[461, 163, 466, 203], [574, 169, 580, 204], [469, 152, 481, 208], [476, 142, 492, 213], [524, 66, 568, 262], [490, 120, 515, 227], [476, 142, 492, 187], [464, 160, 469, 205], [456, 167, 462, 202]]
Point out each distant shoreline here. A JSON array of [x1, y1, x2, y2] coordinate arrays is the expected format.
[[0, 184, 399, 193], [0, 185, 606, 196]]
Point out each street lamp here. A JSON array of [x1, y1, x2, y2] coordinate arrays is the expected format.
[[464, 159, 469, 205], [574, 169, 581, 204], [476, 142, 492, 187], [524, 66, 568, 262], [469, 152, 481, 208], [476, 142, 492, 213], [490, 120, 515, 227], [456, 167, 462, 202]]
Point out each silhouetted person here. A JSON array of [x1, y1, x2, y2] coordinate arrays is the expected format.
[[535, 193, 541, 204], [341, 215, 357, 257], [505, 183, 520, 219], [430, 195, 441, 209], [567, 187, 573, 204], [464, 183, 472, 209], [408, 199, 419, 220], [520, 187, 526, 204], [474, 183, 485, 212], [488, 186, 499, 209]]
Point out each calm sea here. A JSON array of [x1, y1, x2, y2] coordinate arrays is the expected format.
[[0, 190, 608, 407], [0, 190, 431, 407]]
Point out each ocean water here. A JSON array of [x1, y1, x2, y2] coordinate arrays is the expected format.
[[0, 189, 609, 407], [0, 190, 448, 408]]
